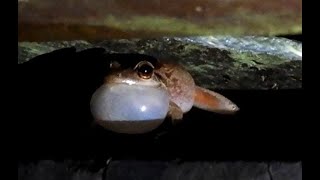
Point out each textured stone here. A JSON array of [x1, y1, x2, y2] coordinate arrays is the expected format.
[[18, 36, 302, 90], [270, 162, 302, 180], [18, 161, 302, 180], [18, 0, 301, 41]]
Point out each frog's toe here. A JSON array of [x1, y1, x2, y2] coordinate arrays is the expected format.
[[168, 101, 184, 124]]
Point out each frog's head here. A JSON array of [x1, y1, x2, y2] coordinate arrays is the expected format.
[[90, 54, 170, 134], [105, 59, 163, 88]]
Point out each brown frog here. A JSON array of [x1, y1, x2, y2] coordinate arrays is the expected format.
[[90, 54, 239, 134]]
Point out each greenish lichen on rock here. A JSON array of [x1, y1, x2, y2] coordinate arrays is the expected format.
[[230, 51, 288, 70], [18, 42, 57, 64], [18, 40, 93, 63], [18, 36, 302, 90]]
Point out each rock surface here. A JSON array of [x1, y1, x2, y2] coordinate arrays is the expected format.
[[18, 36, 302, 90], [18, 0, 301, 41], [18, 160, 302, 180]]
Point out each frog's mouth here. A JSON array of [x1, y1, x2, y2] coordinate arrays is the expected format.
[[113, 78, 161, 87], [104, 74, 164, 88]]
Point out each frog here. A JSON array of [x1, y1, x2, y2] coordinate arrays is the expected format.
[[90, 53, 239, 134]]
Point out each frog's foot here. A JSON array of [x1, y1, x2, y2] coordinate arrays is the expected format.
[[193, 86, 239, 114], [167, 101, 184, 125]]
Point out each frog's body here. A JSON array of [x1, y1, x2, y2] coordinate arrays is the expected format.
[[156, 62, 239, 120], [90, 54, 239, 134], [156, 63, 195, 116]]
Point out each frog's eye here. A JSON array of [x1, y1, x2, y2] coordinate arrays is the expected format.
[[135, 61, 154, 79]]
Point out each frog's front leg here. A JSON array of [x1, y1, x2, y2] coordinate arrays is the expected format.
[[167, 101, 184, 124]]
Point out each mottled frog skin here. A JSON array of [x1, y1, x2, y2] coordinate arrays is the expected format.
[[90, 54, 239, 134]]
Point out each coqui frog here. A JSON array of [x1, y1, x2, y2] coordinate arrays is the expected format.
[[90, 54, 239, 134]]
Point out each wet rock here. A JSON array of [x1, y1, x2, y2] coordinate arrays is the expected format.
[[18, 36, 302, 90]]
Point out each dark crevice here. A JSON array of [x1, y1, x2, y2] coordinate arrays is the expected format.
[[277, 34, 302, 42]]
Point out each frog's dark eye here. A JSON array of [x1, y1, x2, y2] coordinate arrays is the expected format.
[[135, 61, 154, 79]]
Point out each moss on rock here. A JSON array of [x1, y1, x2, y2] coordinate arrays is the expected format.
[[18, 37, 302, 90]]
